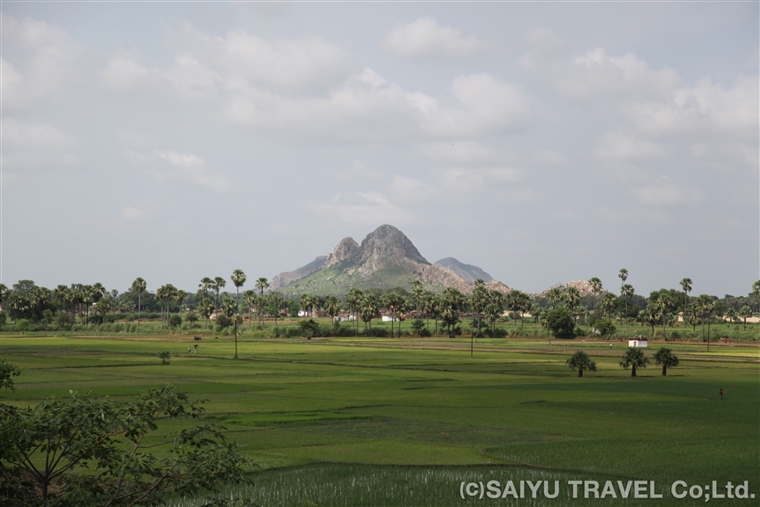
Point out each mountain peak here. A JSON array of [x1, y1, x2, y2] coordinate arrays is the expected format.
[[434, 257, 493, 283], [359, 225, 429, 267], [325, 237, 360, 268]]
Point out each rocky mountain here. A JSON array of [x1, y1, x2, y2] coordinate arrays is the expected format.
[[434, 257, 493, 284], [269, 256, 327, 291], [273, 224, 509, 296], [535, 279, 607, 298]]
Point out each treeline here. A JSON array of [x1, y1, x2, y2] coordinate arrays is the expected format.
[[1, 273, 758, 339]]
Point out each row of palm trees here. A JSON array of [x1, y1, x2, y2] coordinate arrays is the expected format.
[[567, 347, 679, 378]]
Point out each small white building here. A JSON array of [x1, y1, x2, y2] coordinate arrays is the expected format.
[[381, 315, 398, 322], [628, 338, 648, 348]]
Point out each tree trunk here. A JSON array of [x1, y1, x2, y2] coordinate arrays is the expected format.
[[631, 365, 637, 377], [578, 368, 583, 378], [662, 365, 667, 376]]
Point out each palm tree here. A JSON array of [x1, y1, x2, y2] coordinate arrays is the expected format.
[[243, 290, 257, 328], [231, 269, 247, 310], [565, 287, 581, 323], [383, 292, 404, 338], [618, 268, 628, 292], [598, 292, 617, 320], [346, 288, 364, 337], [621, 284, 634, 332], [255, 278, 269, 327], [653, 297, 668, 340], [588, 277, 602, 312], [679, 278, 692, 316], [738, 305, 753, 331], [546, 287, 564, 309], [620, 347, 648, 377], [213, 277, 226, 311], [695, 294, 714, 349], [411, 280, 424, 312], [130, 279, 147, 322], [222, 298, 239, 358], [325, 296, 340, 325], [753, 280, 760, 312], [199, 298, 215, 328], [653, 347, 679, 376], [566, 351, 597, 377], [360, 294, 378, 336], [470, 280, 489, 337]]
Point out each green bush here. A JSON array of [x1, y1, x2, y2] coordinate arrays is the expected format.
[[216, 315, 232, 329], [15, 319, 30, 332], [546, 308, 575, 338], [595, 319, 616, 337], [169, 315, 182, 328]]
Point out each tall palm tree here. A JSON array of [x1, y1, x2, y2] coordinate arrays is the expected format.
[[199, 298, 215, 328], [621, 284, 634, 331], [565, 287, 581, 320], [231, 270, 247, 311], [653, 347, 679, 376], [566, 351, 597, 377], [546, 287, 564, 309], [618, 268, 628, 292], [213, 277, 226, 311], [470, 280, 489, 337], [679, 278, 693, 316], [346, 288, 364, 337], [753, 280, 760, 313], [255, 278, 269, 327], [221, 298, 239, 359], [243, 290, 257, 328], [695, 294, 714, 349], [620, 347, 648, 377], [53, 285, 69, 316], [383, 292, 404, 338], [411, 280, 424, 312], [360, 294, 378, 336], [588, 277, 602, 312]]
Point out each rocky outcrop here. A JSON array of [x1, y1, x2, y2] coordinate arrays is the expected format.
[[434, 257, 493, 283], [484, 280, 512, 295], [535, 279, 607, 298], [324, 237, 360, 268]]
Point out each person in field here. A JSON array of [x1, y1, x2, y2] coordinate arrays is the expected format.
[[719, 388, 723, 401]]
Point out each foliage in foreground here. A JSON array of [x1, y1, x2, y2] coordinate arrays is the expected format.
[[0, 383, 249, 507]]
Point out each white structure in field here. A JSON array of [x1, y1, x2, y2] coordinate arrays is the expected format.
[[628, 338, 648, 348]]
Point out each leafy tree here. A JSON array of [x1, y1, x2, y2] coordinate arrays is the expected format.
[[546, 307, 575, 337], [653, 347, 679, 376], [0, 360, 21, 392], [595, 319, 616, 337], [169, 314, 182, 328], [382, 292, 403, 338], [243, 290, 257, 328], [411, 280, 424, 312], [739, 305, 753, 330], [564, 287, 581, 320], [588, 277, 602, 312], [566, 351, 596, 377], [411, 319, 427, 337], [158, 351, 171, 364], [620, 347, 648, 377], [360, 294, 379, 336], [695, 294, 715, 347], [597, 292, 617, 319], [441, 287, 466, 340], [0, 385, 248, 507]]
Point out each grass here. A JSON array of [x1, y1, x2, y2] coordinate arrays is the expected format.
[[1, 331, 758, 506]]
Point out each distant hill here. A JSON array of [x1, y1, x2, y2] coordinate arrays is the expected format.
[[535, 279, 608, 298], [434, 257, 493, 284], [269, 256, 327, 291], [273, 225, 511, 297]]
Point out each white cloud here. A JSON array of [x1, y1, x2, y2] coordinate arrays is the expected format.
[[691, 141, 759, 174], [436, 167, 525, 192], [418, 141, 496, 165], [383, 17, 486, 59], [629, 176, 702, 207], [600, 206, 672, 225], [1, 14, 83, 111], [389, 175, 432, 203], [121, 207, 151, 220], [555, 48, 682, 99], [124, 142, 232, 193], [2, 118, 80, 169], [594, 132, 668, 162], [309, 192, 409, 226], [521, 27, 564, 71], [100, 50, 157, 93], [624, 77, 759, 139], [533, 150, 566, 165]]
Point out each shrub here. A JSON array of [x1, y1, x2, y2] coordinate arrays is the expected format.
[[482, 327, 506, 338], [546, 308, 575, 338], [55, 313, 72, 330], [216, 315, 232, 329], [158, 351, 171, 364], [169, 315, 182, 328], [298, 319, 321, 337], [411, 319, 426, 336], [125, 313, 137, 322], [15, 319, 30, 332], [595, 319, 616, 337]]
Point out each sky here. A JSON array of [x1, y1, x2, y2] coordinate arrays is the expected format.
[[2, 1, 758, 298]]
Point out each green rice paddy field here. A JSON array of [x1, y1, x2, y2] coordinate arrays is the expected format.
[[1, 332, 758, 506]]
